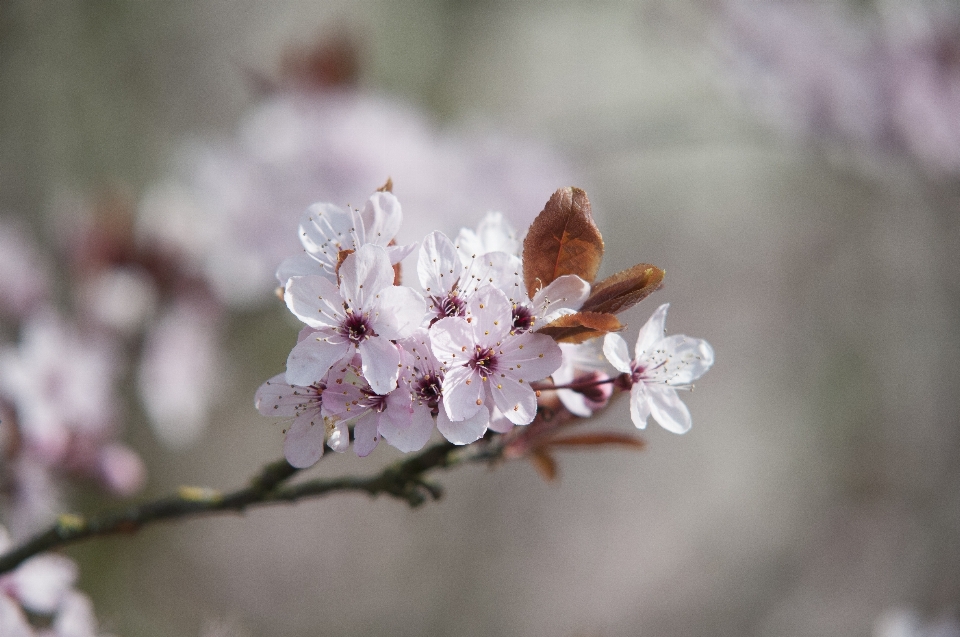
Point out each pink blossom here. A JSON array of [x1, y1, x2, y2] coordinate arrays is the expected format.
[[320, 356, 414, 457], [137, 299, 221, 449], [275, 191, 415, 285], [284, 244, 425, 394], [391, 329, 466, 448], [719, 1, 960, 175], [417, 231, 514, 323], [553, 341, 615, 418], [430, 286, 563, 431], [0, 218, 51, 320], [603, 304, 714, 434], [0, 314, 119, 463], [255, 371, 338, 468], [454, 212, 521, 260]]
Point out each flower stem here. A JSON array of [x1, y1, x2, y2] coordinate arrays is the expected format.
[[0, 437, 504, 575], [531, 376, 621, 392]]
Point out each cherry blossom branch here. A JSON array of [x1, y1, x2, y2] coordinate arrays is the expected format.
[[0, 437, 502, 575]]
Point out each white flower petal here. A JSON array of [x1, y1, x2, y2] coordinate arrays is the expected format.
[[381, 402, 434, 453], [372, 286, 425, 340], [97, 443, 147, 497], [437, 402, 488, 444], [284, 275, 344, 328], [461, 252, 520, 301], [359, 191, 402, 247], [11, 554, 77, 614], [655, 334, 715, 385], [52, 590, 98, 637], [328, 420, 350, 453], [299, 202, 357, 266], [603, 333, 633, 374], [430, 317, 474, 368], [557, 388, 593, 418], [647, 384, 692, 434], [456, 211, 519, 259], [137, 302, 219, 449], [0, 595, 33, 637], [635, 303, 669, 360], [629, 383, 651, 429], [497, 332, 562, 381], [399, 327, 440, 371], [254, 374, 302, 417], [385, 241, 417, 265], [441, 366, 484, 421], [319, 362, 366, 418], [283, 411, 326, 468], [358, 337, 401, 394], [418, 231, 461, 295], [489, 377, 538, 425], [285, 337, 350, 386], [338, 244, 394, 310], [467, 286, 512, 346], [487, 407, 515, 433], [532, 274, 590, 316], [353, 411, 381, 457], [275, 253, 328, 286]]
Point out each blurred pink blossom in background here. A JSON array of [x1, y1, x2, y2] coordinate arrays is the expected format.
[[719, 0, 960, 176]]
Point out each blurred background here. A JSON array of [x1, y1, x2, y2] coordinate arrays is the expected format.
[[2, 0, 960, 635]]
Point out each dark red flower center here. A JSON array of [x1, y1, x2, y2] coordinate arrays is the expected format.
[[339, 312, 375, 344], [511, 305, 535, 333], [432, 293, 467, 319], [468, 345, 498, 377]]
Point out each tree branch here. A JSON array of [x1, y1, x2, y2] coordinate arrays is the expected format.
[[0, 437, 503, 575]]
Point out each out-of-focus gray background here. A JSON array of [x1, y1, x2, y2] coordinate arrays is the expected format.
[[3, 1, 960, 635]]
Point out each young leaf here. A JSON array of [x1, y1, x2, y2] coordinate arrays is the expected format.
[[522, 187, 604, 298], [536, 311, 623, 344], [580, 263, 664, 315], [529, 449, 558, 482], [334, 249, 355, 280], [387, 238, 402, 285]]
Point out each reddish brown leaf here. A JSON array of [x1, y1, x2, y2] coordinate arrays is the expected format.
[[547, 432, 646, 450], [334, 249, 355, 280], [377, 177, 393, 193], [536, 311, 623, 344], [529, 449, 558, 482], [522, 187, 604, 298], [580, 263, 665, 315], [387, 238, 402, 285]]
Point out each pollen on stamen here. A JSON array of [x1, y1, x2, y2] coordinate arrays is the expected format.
[[476, 399, 482, 405]]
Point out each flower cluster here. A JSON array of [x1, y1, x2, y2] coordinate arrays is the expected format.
[[258, 186, 715, 468]]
